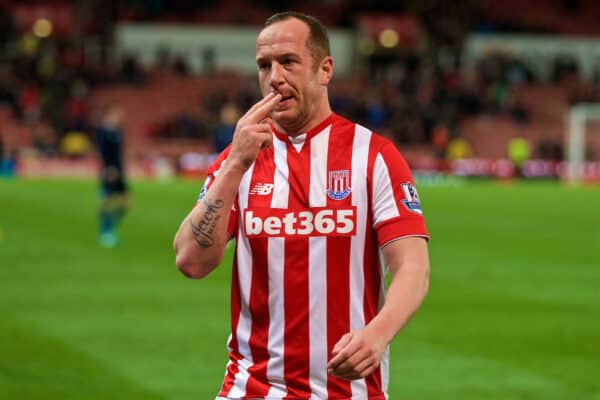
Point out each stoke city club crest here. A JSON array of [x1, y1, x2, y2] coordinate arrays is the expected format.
[[327, 170, 351, 200]]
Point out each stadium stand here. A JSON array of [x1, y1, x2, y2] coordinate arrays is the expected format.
[[1, 0, 600, 178]]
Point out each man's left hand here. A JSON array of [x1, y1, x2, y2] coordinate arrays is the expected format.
[[327, 329, 387, 380]]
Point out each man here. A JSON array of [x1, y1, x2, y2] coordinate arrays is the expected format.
[[173, 11, 430, 399], [96, 103, 128, 248]]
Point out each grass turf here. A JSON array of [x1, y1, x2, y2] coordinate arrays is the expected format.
[[0, 178, 598, 399]]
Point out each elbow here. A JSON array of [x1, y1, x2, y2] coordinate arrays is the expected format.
[[174, 248, 220, 280]]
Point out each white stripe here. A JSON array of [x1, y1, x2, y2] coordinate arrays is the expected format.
[[378, 250, 390, 394], [372, 153, 401, 226], [266, 236, 287, 399], [265, 135, 289, 398], [309, 126, 330, 207], [228, 162, 256, 397], [198, 176, 211, 200], [308, 126, 330, 398], [216, 360, 233, 399], [349, 124, 371, 397], [381, 345, 390, 395], [214, 158, 226, 174], [272, 135, 290, 206], [227, 356, 254, 398]]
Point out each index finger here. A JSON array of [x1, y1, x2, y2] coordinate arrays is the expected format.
[[246, 92, 282, 123], [328, 338, 356, 370], [331, 333, 352, 357]]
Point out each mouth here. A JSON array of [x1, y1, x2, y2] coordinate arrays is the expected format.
[[276, 94, 295, 108]]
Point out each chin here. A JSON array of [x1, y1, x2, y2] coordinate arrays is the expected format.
[[272, 109, 298, 124]]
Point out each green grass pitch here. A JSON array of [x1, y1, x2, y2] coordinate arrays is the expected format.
[[1, 178, 599, 399]]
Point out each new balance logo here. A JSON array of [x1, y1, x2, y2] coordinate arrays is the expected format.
[[249, 183, 274, 195]]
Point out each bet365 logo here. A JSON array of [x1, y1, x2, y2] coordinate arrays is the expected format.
[[244, 207, 357, 237]]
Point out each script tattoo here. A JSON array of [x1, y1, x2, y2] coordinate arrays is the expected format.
[[189, 198, 224, 248]]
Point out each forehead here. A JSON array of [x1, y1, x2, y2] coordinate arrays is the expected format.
[[256, 19, 311, 58]]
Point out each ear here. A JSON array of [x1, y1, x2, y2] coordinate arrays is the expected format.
[[319, 56, 334, 86]]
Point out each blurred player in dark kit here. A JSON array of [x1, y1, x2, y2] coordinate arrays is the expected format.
[[96, 103, 128, 247]]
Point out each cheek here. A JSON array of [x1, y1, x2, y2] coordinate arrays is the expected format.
[[258, 72, 269, 85], [306, 80, 321, 100]]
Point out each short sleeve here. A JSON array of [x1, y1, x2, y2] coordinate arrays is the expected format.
[[371, 141, 429, 248], [197, 146, 239, 238]]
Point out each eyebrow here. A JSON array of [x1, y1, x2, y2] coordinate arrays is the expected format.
[[256, 52, 300, 63]]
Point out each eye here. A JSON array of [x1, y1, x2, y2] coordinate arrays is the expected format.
[[257, 62, 270, 71]]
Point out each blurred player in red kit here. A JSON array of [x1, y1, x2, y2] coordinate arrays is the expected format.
[[174, 11, 430, 399]]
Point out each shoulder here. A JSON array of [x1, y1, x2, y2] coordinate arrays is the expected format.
[[332, 114, 401, 155], [206, 145, 232, 176]]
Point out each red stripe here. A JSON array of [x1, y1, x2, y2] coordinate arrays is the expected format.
[[364, 137, 382, 399], [244, 149, 277, 397], [364, 209, 384, 394], [364, 135, 385, 395], [244, 236, 271, 397], [326, 120, 354, 397], [220, 252, 242, 397], [326, 233, 352, 396], [283, 144, 311, 398], [218, 356, 240, 397], [243, 370, 271, 398]]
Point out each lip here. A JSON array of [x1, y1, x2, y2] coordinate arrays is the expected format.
[[276, 95, 295, 109]]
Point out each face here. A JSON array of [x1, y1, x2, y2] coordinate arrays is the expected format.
[[105, 106, 124, 127], [256, 18, 332, 133]]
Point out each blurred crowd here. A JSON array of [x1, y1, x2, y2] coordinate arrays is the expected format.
[[2, 0, 600, 168]]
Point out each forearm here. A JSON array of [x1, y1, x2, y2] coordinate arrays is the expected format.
[[367, 266, 428, 344], [173, 166, 244, 278], [365, 238, 430, 344], [327, 238, 429, 380], [173, 92, 282, 278]]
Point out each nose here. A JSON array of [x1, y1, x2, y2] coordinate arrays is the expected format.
[[269, 62, 285, 90]]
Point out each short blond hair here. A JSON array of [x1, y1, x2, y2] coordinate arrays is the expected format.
[[263, 11, 331, 69]]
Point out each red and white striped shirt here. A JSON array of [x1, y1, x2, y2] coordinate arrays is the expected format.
[[200, 113, 429, 399]]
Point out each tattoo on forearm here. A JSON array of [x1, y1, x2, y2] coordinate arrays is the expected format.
[[189, 198, 224, 248]]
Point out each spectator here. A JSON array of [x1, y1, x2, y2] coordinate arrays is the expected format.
[[446, 136, 473, 161], [213, 102, 239, 153], [31, 119, 57, 157], [119, 54, 145, 85], [19, 82, 41, 123], [508, 136, 531, 175], [171, 55, 190, 76]]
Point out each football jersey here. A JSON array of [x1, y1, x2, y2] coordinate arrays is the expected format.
[[199, 113, 429, 399]]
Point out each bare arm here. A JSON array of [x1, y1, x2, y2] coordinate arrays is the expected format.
[[173, 166, 244, 278], [327, 236, 430, 379], [173, 92, 282, 278]]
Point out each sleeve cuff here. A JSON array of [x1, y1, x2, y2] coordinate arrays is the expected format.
[[375, 216, 429, 248]]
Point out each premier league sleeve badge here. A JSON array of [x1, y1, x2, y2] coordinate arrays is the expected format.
[[400, 182, 423, 215]]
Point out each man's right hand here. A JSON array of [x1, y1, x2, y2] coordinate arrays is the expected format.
[[227, 92, 282, 172]]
